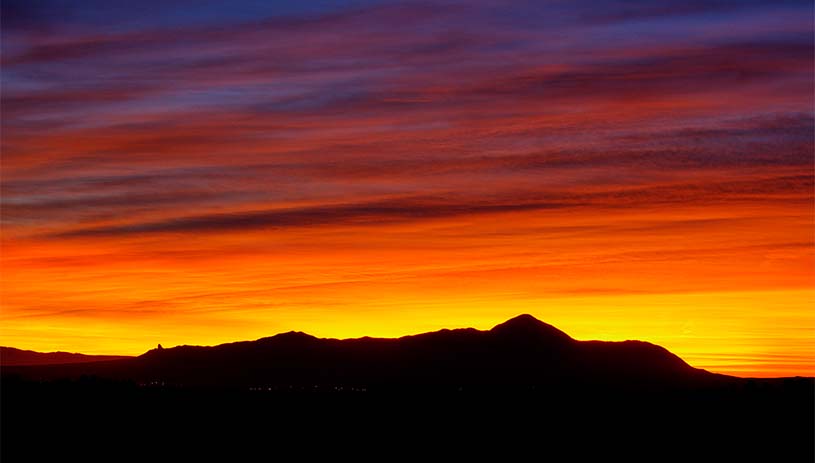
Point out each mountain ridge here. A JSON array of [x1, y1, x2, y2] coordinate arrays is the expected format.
[[3, 314, 812, 462], [139, 314, 585, 356], [2, 314, 731, 390], [0, 346, 131, 366]]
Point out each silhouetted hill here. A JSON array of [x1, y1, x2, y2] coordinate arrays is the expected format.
[[0, 346, 131, 366], [2, 314, 813, 461], [490, 313, 573, 341], [2, 314, 728, 390]]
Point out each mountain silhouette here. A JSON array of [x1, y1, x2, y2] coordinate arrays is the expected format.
[[0, 346, 131, 366], [2, 314, 813, 461], [2, 314, 723, 390], [491, 313, 572, 337]]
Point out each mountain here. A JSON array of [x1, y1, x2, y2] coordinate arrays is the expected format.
[[2, 314, 723, 390], [3, 314, 813, 461], [0, 346, 131, 366]]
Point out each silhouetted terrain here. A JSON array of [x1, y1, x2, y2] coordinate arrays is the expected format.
[[3, 315, 813, 461], [1, 315, 721, 389], [0, 346, 131, 366]]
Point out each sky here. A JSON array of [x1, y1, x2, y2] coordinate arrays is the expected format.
[[1, 0, 813, 377]]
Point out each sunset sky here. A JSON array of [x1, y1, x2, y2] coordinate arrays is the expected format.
[[2, 0, 813, 377]]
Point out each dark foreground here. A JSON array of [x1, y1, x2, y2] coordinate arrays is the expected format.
[[3, 376, 812, 461]]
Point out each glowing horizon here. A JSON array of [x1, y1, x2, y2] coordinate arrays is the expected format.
[[2, 0, 813, 378]]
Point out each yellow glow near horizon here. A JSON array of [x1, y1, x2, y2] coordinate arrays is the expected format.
[[3, 281, 813, 378]]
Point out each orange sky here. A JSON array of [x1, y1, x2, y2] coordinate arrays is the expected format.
[[2, 0, 813, 377]]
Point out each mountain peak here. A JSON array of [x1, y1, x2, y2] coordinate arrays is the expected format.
[[499, 313, 542, 325], [490, 314, 573, 342], [264, 331, 318, 343]]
